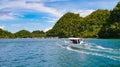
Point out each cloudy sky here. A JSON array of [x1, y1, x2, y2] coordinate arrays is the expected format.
[[0, 0, 119, 33]]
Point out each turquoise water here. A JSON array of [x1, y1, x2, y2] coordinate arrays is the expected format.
[[0, 38, 120, 67]]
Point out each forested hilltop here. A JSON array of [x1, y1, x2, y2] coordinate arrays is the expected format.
[[46, 10, 110, 38], [0, 2, 120, 38], [0, 29, 45, 38], [46, 1, 120, 38]]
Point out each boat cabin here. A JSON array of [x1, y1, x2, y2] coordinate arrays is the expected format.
[[69, 38, 83, 44]]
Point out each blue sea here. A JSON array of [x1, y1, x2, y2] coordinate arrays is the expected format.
[[0, 38, 120, 67]]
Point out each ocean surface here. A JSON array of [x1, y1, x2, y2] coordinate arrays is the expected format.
[[0, 38, 120, 67]]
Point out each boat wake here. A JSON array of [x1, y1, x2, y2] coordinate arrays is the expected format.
[[66, 42, 120, 62]]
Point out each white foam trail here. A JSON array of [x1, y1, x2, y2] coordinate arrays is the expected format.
[[95, 45, 113, 51], [96, 46, 105, 49], [58, 40, 120, 61], [64, 40, 69, 44], [92, 45, 120, 54], [83, 43, 120, 54], [67, 46, 120, 62], [56, 43, 65, 48]]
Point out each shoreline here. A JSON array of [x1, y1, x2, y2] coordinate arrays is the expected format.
[[0, 37, 120, 39]]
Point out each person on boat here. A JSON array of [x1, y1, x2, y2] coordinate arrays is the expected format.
[[69, 38, 84, 45], [79, 38, 84, 44], [71, 40, 77, 44]]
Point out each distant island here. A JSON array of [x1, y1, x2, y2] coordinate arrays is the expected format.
[[0, 2, 120, 39]]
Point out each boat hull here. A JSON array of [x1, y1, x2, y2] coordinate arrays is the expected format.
[[69, 44, 90, 50]]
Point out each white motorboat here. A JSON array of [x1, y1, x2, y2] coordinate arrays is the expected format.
[[67, 38, 90, 50]]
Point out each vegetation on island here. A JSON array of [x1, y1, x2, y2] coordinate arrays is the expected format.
[[31, 30, 45, 38], [0, 29, 14, 38], [0, 29, 45, 38], [46, 1, 120, 38], [0, 1, 120, 38], [46, 9, 110, 38], [98, 2, 120, 38]]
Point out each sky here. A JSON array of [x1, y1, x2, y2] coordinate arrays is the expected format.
[[0, 0, 119, 33]]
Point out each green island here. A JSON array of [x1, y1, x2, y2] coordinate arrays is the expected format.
[[0, 2, 120, 39]]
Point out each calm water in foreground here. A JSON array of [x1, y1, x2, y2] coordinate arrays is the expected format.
[[0, 38, 120, 67]]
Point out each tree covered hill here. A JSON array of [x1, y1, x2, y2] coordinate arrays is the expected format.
[[46, 12, 84, 37], [82, 9, 110, 37], [46, 10, 110, 38], [0, 29, 45, 38], [46, 1, 120, 38], [0, 29, 13, 38], [98, 2, 120, 38]]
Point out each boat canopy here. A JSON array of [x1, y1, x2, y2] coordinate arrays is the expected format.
[[68, 38, 83, 44], [68, 38, 83, 40]]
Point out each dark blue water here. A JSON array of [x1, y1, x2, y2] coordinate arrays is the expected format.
[[0, 38, 120, 67]]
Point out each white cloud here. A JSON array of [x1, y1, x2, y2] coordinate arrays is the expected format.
[[11, 24, 22, 27], [43, 0, 69, 2], [44, 27, 52, 32], [73, 9, 95, 17], [11, 22, 41, 27], [26, 0, 69, 3], [0, 0, 63, 18], [87, 1, 119, 9], [0, 26, 5, 29], [0, 15, 14, 20], [0, 11, 15, 20], [29, 22, 41, 25], [43, 16, 59, 23]]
